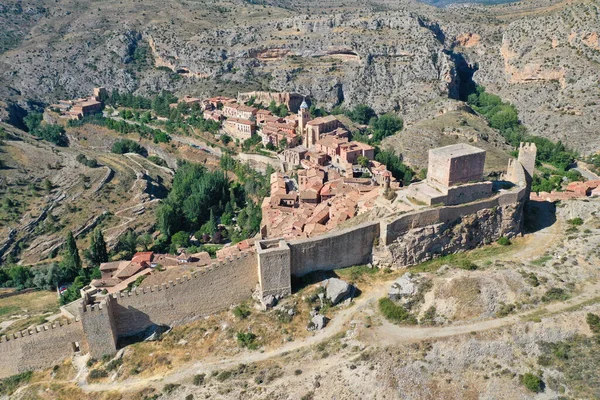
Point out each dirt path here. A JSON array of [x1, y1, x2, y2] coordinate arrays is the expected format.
[[79, 271, 600, 394], [77, 204, 587, 394]]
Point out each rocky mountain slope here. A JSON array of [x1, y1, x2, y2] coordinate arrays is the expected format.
[[0, 0, 598, 153]]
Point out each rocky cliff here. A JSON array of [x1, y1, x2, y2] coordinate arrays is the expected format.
[[0, 0, 598, 152], [385, 202, 523, 267]]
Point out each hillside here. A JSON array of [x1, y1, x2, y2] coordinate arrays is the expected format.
[[0, 121, 221, 265], [0, 0, 598, 153]]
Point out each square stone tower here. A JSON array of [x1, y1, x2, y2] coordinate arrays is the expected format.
[[427, 143, 486, 188]]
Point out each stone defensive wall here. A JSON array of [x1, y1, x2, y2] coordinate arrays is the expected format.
[[0, 319, 87, 377], [108, 252, 258, 338], [382, 185, 527, 246], [287, 221, 380, 276], [0, 158, 531, 379]]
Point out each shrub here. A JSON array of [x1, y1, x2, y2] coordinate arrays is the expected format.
[[521, 373, 544, 393], [216, 370, 233, 382], [147, 155, 167, 166], [76, 154, 99, 168], [233, 304, 251, 319], [111, 139, 146, 156], [541, 287, 570, 302], [497, 236, 511, 246], [193, 373, 206, 386], [0, 371, 33, 395], [237, 332, 258, 349], [294, 369, 302, 375], [586, 313, 600, 334], [105, 358, 123, 371], [88, 369, 108, 380], [378, 298, 417, 324], [567, 217, 583, 226], [456, 259, 479, 271], [162, 383, 180, 394]]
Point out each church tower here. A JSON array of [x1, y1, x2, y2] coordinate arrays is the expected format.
[[298, 98, 309, 138]]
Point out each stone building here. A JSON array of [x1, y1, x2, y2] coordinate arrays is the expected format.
[[223, 118, 256, 140], [283, 146, 308, 166]]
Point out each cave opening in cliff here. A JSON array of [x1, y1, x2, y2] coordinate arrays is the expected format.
[[445, 50, 479, 101]]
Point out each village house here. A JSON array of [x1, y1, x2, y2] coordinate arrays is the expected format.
[[223, 117, 256, 140], [50, 88, 106, 120]]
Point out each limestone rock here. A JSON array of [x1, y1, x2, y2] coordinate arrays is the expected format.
[[389, 273, 418, 301], [262, 295, 277, 309], [308, 315, 328, 331], [323, 278, 352, 305]]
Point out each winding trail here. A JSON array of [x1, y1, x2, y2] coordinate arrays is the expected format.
[[77, 202, 595, 393]]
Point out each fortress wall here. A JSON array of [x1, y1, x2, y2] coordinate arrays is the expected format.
[[0, 319, 87, 378], [445, 182, 493, 206], [110, 253, 258, 338], [287, 221, 380, 276], [384, 187, 526, 246]]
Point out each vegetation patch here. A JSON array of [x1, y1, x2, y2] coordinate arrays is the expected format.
[[541, 287, 570, 302], [520, 372, 544, 393], [237, 332, 259, 349], [0, 371, 33, 395], [378, 297, 417, 325]]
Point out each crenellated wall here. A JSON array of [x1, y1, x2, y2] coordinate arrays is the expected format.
[[110, 253, 258, 338], [0, 319, 87, 377], [0, 148, 535, 379]]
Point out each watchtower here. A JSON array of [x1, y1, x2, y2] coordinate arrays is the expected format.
[[517, 142, 537, 186]]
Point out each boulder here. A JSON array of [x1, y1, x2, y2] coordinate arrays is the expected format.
[[388, 273, 418, 300], [324, 278, 352, 305], [308, 315, 328, 331], [262, 295, 277, 309]]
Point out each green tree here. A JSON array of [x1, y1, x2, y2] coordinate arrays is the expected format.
[[277, 104, 289, 118], [348, 104, 376, 125], [375, 151, 413, 185], [138, 233, 153, 251], [156, 203, 177, 238], [171, 231, 190, 249], [64, 231, 82, 272], [521, 373, 544, 393], [43, 179, 53, 192], [357, 155, 370, 168], [268, 100, 278, 114], [371, 114, 403, 143], [587, 312, 600, 334], [87, 228, 108, 266], [23, 112, 43, 132], [118, 230, 139, 259]]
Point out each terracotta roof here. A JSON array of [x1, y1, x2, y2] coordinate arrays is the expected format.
[[306, 115, 338, 126], [226, 117, 254, 126], [132, 252, 154, 264], [115, 262, 145, 279], [99, 261, 124, 271]]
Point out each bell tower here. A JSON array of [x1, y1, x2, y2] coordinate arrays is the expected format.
[[298, 98, 309, 137]]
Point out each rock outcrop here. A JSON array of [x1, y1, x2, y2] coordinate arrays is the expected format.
[[386, 203, 522, 267]]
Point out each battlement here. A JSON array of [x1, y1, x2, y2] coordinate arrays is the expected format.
[[519, 142, 537, 152], [0, 318, 81, 344], [109, 252, 254, 300]]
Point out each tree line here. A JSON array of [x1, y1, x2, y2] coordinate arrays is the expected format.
[[0, 229, 108, 305]]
